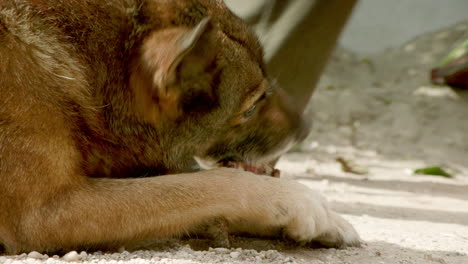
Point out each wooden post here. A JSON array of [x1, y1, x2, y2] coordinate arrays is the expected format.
[[265, 0, 358, 112]]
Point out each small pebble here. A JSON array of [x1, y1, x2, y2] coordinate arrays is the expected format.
[[230, 252, 240, 259], [214, 248, 230, 254], [28, 251, 46, 259], [62, 251, 81, 262], [118, 246, 126, 253]]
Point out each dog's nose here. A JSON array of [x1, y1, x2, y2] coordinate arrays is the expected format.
[[296, 118, 311, 142]]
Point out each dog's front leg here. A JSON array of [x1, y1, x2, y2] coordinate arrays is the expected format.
[[8, 168, 359, 254]]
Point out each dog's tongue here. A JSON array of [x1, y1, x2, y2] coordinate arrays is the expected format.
[[221, 161, 281, 177]]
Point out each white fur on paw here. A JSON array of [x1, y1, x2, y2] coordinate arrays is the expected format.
[[278, 182, 361, 248], [314, 212, 361, 248]]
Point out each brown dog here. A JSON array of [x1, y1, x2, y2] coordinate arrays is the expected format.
[[0, 0, 360, 254]]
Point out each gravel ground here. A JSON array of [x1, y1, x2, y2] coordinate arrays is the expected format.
[[1, 151, 467, 264], [2, 20, 468, 264]]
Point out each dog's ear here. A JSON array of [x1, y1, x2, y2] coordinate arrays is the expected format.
[[142, 17, 212, 98], [147, 17, 211, 92], [131, 18, 214, 121]]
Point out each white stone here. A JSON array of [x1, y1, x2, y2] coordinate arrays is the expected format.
[[214, 248, 229, 254], [79, 251, 88, 259], [62, 251, 81, 262], [414, 86, 458, 99], [28, 251, 46, 259], [46, 258, 57, 264], [229, 252, 240, 259]]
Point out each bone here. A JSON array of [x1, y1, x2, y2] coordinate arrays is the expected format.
[[221, 161, 281, 177]]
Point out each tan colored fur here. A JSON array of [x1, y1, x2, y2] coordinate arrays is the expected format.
[[0, 0, 359, 254]]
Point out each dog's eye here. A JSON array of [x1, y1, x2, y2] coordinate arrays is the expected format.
[[258, 93, 267, 101], [243, 104, 257, 118]]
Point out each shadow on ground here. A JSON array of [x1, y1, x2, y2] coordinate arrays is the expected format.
[[293, 174, 468, 200]]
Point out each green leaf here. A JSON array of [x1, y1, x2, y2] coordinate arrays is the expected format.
[[413, 167, 453, 178]]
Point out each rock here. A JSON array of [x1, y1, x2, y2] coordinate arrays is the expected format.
[[46, 258, 56, 264], [214, 248, 230, 254], [230, 252, 241, 259], [62, 251, 81, 262], [28, 251, 46, 259]]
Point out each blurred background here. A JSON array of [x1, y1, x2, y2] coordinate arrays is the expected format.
[[339, 0, 468, 54], [221, 3, 468, 262], [226, 0, 468, 54], [225, 0, 468, 169]]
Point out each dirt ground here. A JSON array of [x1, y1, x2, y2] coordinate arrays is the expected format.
[[2, 151, 467, 264], [2, 21, 467, 264]]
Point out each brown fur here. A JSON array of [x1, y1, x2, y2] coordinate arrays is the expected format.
[[0, 0, 359, 254]]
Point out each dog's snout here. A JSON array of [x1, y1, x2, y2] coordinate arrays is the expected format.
[[274, 88, 310, 143], [296, 118, 310, 142]]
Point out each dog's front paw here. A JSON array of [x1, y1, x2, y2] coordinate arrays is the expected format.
[[211, 169, 360, 248], [277, 181, 361, 248]]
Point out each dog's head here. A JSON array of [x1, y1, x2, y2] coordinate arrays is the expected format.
[[130, 0, 309, 171]]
